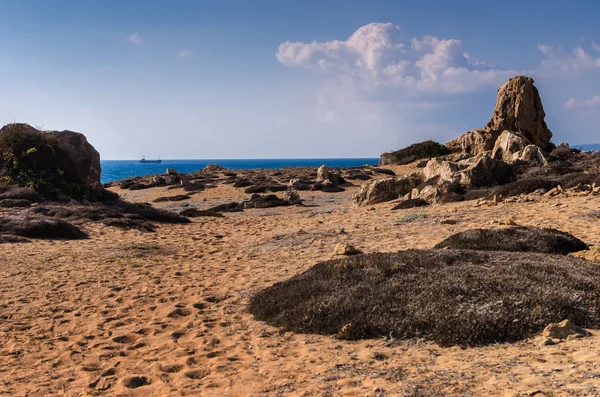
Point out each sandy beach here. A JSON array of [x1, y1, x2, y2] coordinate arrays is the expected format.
[[2, 171, 600, 397]]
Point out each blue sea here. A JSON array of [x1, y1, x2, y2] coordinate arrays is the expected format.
[[572, 144, 600, 152], [101, 158, 379, 184]]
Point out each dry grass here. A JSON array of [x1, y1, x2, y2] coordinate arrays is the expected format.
[[249, 249, 600, 346], [434, 227, 588, 254]]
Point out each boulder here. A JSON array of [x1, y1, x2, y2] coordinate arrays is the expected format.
[[352, 173, 423, 207], [491, 131, 547, 165], [333, 243, 362, 256], [289, 179, 310, 191], [446, 128, 499, 156], [485, 76, 553, 149], [0, 186, 40, 202], [283, 187, 301, 205], [542, 319, 588, 341], [456, 153, 499, 187], [316, 165, 329, 183], [52, 130, 102, 188]]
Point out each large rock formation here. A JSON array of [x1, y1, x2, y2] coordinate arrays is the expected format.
[[352, 173, 423, 206], [486, 76, 552, 149], [0, 123, 106, 199], [446, 76, 553, 154], [53, 130, 102, 188]]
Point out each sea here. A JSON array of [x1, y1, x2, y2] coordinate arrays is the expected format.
[[101, 158, 379, 184]]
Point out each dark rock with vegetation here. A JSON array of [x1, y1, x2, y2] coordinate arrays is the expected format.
[[0, 215, 87, 239], [249, 249, 600, 346], [434, 227, 588, 255], [0, 123, 112, 201], [380, 140, 450, 165]]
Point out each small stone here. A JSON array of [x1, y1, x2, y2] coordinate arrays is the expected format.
[[542, 319, 588, 341], [333, 243, 362, 256], [505, 217, 517, 226]]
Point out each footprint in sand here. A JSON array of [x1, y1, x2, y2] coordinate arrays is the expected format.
[[122, 375, 152, 389], [160, 364, 184, 373], [168, 308, 191, 318]]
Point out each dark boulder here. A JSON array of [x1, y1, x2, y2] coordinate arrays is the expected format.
[[0, 215, 87, 239]]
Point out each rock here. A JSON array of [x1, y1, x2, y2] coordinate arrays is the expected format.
[[491, 131, 531, 161], [233, 178, 253, 188], [446, 128, 500, 156], [571, 246, 600, 262], [379, 152, 394, 166], [391, 198, 429, 210], [505, 217, 517, 226], [541, 320, 588, 342], [202, 164, 227, 173], [52, 130, 102, 188], [289, 179, 310, 191], [333, 243, 362, 256], [163, 175, 177, 185], [316, 165, 329, 183], [558, 142, 570, 149], [129, 183, 149, 190], [352, 173, 423, 207], [150, 176, 166, 186], [455, 153, 500, 187], [166, 168, 179, 176], [423, 158, 461, 182], [283, 187, 302, 205], [491, 131, 547, 165], [371, 168, 395, 176], [485, 76, 553, 149]]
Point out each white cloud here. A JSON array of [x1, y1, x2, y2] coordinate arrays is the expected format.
[[127, 33, 143, 45], [538, 44, 600, 73], [593, 42, 600, 53], [177, 49, 195, 58], [564, 95, 600, 109], [276, 23, 517, 95]]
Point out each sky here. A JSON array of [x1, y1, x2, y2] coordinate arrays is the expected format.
[[1, 0, 599, 159]]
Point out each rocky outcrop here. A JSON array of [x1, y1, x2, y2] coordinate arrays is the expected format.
[[424, 153, 500, 188], [52, 130, 102, 189], [446, 129, 499, 156], [352, 173, 423, 206], [491, 131, 547, 165], [379, 152, 394, 166], [316, 165, 329, 182], [486, 76, 553, 149]]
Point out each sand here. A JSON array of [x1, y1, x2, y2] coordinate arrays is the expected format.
[[2, 176, 600, 396]]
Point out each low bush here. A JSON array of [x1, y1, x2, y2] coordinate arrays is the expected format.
[[388, 141, 450, 165], [434, 227, 588, 255], [249, 249, 600, 346]]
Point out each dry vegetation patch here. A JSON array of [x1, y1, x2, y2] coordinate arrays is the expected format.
[[250, 249, 600, 346], [434, 227, 588, 255]]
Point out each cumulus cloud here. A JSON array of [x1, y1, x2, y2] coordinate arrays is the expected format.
[[127, 33, 143, 45], [564, 95, 600, 109], [276, 23, 518, 95], [177, 49, 195, 58]]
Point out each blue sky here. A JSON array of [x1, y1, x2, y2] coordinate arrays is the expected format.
[[1, 0, 599, 159]]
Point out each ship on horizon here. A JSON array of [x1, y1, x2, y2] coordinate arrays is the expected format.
[[139, 156, 162, 164]]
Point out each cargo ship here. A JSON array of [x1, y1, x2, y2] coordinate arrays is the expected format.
[[139, 156, 162, 164]]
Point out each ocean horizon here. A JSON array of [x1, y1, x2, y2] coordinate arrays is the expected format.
[[101, 158, 380, 184]]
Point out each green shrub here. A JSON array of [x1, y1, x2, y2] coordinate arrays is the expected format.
[[388, 140, 450, 165]]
